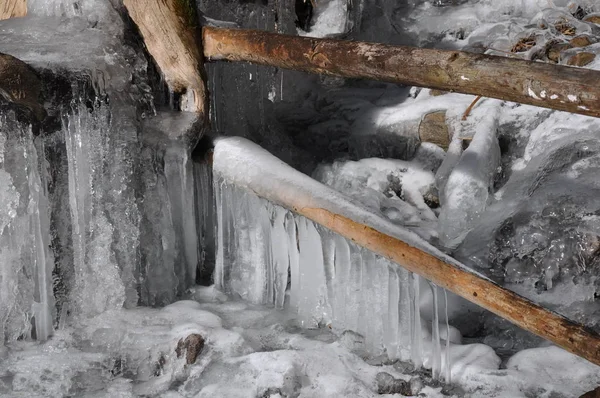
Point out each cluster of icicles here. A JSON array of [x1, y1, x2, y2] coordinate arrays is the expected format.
[[212, 177, 452, 381]]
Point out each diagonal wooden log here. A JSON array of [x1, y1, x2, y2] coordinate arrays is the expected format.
[[203, 27, 600, 119], [0, 0, 26, 20], [213, 136, 600, 367], [123, 0, 208, 123]]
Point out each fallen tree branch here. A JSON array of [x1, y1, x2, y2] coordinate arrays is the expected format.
[[213, 136, 600, 367], [0, 0, 26, 20], [124, 0, 208, 122], [203, 27, 600, 119]]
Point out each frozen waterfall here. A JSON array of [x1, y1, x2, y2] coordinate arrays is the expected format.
[[213, 156, 451, 379], [0, 108, 54, 343]]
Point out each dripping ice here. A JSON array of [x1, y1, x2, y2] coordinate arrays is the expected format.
[[213, 176, 452, 379]]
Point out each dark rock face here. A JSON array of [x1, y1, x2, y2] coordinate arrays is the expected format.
[[295, 0, 313, 32], [176, 333, 206, 364]]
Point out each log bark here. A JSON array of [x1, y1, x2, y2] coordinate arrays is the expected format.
[[0, 0, 26, 20], [124, 0, 208, 121], [203, 27, 600, 119], [213, 136, 600, 367]]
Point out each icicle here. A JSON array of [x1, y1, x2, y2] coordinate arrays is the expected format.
[[444, 289, 451, 383], [270, 208, 290, 309], [410, 272, 423, 367], [384, 266, 400, 360], [332, 234, 351, 332], [212, 178, 427, 365], [280, 71, 284, 101], [429, 282, 442, 380], [296, 218, 329, 327], [29, 138, 54, 341], [214, 179, 226, 290]]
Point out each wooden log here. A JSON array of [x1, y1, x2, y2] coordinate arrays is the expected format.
[[123, 0, 208, 122], [213, 136, 600, 367], [203, 27, 600, 119], [0, 0, 26, 20]]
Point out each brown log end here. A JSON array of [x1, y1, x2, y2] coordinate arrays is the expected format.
[[0, 53, 46, 122]]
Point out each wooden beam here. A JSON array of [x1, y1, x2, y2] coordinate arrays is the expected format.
[[124, 0, 208, 123], [213, 136, 600, 367], [203, 27, 600, 119], [0, 0, 26, 20]]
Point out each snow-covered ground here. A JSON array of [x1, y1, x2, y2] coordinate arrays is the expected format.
[[1, 286, 599, 397]]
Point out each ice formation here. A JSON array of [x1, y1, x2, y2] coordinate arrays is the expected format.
[[0, 109, 54, 343]]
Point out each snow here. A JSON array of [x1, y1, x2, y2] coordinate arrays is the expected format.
[[2, 287, 598, 397]]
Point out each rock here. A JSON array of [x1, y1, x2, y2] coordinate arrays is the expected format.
[[580, 386, 600, 398], [546, 41, 571, 63], [409, 377, 424, 395], [419, 111, 450, 150], [375, 372, 411, 395], [570, 35, 593, 48], [176, 333, 206, 365], [567, 52, 596, 67], [429, 89, 448, 97], [0, 53, 46, 121]]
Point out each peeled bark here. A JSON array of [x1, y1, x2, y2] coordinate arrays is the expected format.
[[0, 0, 26, 20], [203, 27, 600, 119]]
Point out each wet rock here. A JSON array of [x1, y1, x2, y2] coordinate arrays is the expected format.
[[546, 41, 571, 63], [419, 111, 450, 150], [176, 333, 206, 365], [570, 35, 593, 47], [567, 52, 596, 67], [429, 89, 448, 97], [0, 53, 45, 121], [375, 372, 411, 395]]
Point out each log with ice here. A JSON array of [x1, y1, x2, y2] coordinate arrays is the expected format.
[[437, 99, 501, 249], [212, 136, 473, 375]]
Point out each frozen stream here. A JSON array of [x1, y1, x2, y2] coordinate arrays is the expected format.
[[2, 0, 600, 396], [1, 286, 599, 397]]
